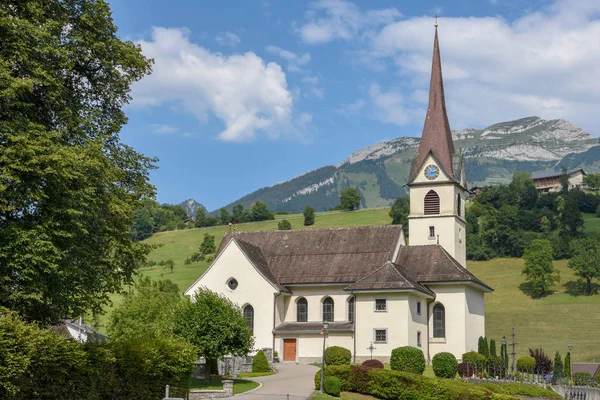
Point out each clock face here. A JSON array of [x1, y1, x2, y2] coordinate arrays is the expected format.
[[424, 165, 440, 180]]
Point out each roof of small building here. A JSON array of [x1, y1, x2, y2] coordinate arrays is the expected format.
[[573, 363, 600, 378], [531, 169, 584, 180], [345, 261, 435, 297], [208, 226, 492, 296], [273, 321, 354, 334]]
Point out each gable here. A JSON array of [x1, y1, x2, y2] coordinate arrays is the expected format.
[[410, 152, 455, 185]]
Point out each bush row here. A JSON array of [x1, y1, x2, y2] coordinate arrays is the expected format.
[[0, 311, 197, 399]]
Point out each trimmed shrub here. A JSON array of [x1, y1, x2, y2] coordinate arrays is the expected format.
[[432, 352, 458, 378], [351, 365, 372, 394], [324, 376, 341, 397], [361, 359, 384, 369], [490, 338, 497, 357], [313, 365, 352, 391], [486, 356, 506, 378], [458, 362, 475, 378], [516, 356, 536, 372], [252, 350, 270, 373], [324, 346, 352, 366], [462, 351, 486, 366], [390, 346, 426, 375], [573, 371, 592, 386]]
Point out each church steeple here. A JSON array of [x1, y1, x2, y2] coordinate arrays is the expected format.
[[409, 26, 456, 183]]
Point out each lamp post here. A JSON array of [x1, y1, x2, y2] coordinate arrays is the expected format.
[[568, 344, 573, 382], [320, 322, 329, 392]]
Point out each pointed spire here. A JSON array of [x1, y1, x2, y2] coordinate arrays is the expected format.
[[410, 25, 456, 182]]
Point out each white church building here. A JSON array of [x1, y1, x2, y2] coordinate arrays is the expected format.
[[185, 27, 492, 363]]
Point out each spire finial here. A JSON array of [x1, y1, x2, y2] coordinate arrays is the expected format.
[[434, 14, 439, 28]]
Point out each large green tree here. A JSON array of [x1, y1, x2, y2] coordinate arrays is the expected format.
[[250, 201, 275, 221], [340, 188, 361, 211], [583, 173, 600, 191], [568, 237, 600, 295], [108, 277, 182, 340], [0, 0, 154, 323], [522, 239, 559, 298], [389, 197, 409, 236], [174, 289, 254, 380], [303, 205, 315, 226]]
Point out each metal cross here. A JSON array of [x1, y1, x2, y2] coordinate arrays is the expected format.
[[367, 342, 377, 360]]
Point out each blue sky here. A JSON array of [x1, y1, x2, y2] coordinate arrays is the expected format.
[[109, 0, 600, 210]]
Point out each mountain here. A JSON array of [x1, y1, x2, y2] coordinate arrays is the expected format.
[[178, 199, 206, 219], [215, 117, 599, 213]]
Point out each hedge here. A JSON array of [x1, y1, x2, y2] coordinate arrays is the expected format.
[[324, 376, 341, 397], [432, 352, 458, 378], [252, 350, 270, 373], [516, 356, 536, 372], [325, 346, 352, 366], [573, 372, 592, 386], [314, 365, 352, 391], [390, 346, 426, 375], [361, 359, 384, 369], [462, 351, 486, 365]]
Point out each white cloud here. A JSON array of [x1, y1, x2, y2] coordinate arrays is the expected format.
[[132, 27, 307, 142], [215, 31, 241, 46], [265, 45, 311, 72], [296, 0, 401, 44], [302, 76, 320, 84], [365, 0, 600, 131], [368, 83, 418, 126], [149, 123, 178, 135]]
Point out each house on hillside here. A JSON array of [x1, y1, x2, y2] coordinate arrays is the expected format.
[[51, 318, 107, 343], [185, 25, 492, 363], [531, 169, 585, 192], [572, 363, 600, 380]]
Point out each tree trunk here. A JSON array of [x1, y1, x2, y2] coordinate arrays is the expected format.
[[587, 278, 592, 295], [205, 359, 212, 382]]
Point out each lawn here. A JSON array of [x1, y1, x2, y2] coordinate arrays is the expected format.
[[188, 377, 259, 394], [583, 212, 600, 232]]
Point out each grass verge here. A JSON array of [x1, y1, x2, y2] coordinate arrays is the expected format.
[[188, 377, 259, 394]]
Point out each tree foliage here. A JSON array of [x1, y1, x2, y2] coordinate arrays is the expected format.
[[568, 237, 600, 295], [389, 197, 409, 236], [0, 0, 154, 324], [339, 188, 362, 211], [174, 289, 254, 380], [278, 219, 292, 230], [522, 239, 559, 298], [304, 205, 315, 226], [529, 347, 553, 375], [583, 173, 600, 191], [131, 199, 187, 240], [108, 277, 182, 341], [552, 351, 564, 383]]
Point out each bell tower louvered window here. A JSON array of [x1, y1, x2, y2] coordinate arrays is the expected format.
[[457, 194, 462, 217], [424, 190, 440, 215]]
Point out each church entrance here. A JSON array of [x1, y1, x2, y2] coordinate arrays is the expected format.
[[283, 339, 296, 361]]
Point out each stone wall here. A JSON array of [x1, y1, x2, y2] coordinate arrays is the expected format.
[[165, 381, 234, 400], [194, 348, 274, 378]]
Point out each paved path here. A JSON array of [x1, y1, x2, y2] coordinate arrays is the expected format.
[[236, 363, 319, 399]]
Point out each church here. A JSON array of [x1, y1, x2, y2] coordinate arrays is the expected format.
[[184, 27, 492, 363]]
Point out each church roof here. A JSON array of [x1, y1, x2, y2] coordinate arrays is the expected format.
[[409, 27, 457, 183], [395, 245, 493, 291], [273, 321, 354, 334], [209, 226, 492, 295], [345, 261, 434, 297], [219, 226, 403, 284]]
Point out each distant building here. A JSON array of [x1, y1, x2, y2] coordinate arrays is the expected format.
[[531, 169, 585, 193], [51, 318, 107, 343], [468, 186, 485, 199], [572, 362, 600, 380]]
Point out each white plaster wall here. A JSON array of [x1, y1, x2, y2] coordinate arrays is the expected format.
[[186, 240, 278, 351], [427, 285, 467, 360], [406, 294, 429, 359], [464, 287, 485, 355], [354, 293, 410, 359], [570, 171, 584, 188], [283, 286, 352, 323]]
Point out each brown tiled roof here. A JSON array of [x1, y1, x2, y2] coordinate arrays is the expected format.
[[395, 245, 492, 291], [273, 321, 354, 334], [573, 363, 600, 378], [235, 239, 288, 292], [225, 226, 403, 284], [409, 28, 457, 183], [345, 261, 435, 297]]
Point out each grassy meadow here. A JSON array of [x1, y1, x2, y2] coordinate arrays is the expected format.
[[96, 208, 600, 362]]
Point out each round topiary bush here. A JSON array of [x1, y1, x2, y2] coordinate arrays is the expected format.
[[324, 376, 341, 397], [252, 350, 270, 373], [390, 346, 426, 375], [462, 351, 486, 366], [325, 346, 352, 366], [361, 359, 384, 369], [516, 356, 536, 372], [432, 352, 458, 378]]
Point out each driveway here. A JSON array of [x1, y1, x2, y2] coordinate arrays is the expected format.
[[236, 363, 319, 399]]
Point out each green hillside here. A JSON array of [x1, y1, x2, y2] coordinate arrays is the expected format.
[[100, 208, 600, 362]]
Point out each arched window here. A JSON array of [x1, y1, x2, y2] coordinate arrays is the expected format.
[[323, 297, 334, 322], [433, 303, 445, 338], [457, 194, 462, 217], [348, 297, 355, 322], [297, 298, 308, 322], [243, 305, 254, 333], [424, 190, 440, 215]]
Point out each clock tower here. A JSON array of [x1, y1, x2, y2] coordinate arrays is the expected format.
[[407, 26, 467, 268]]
